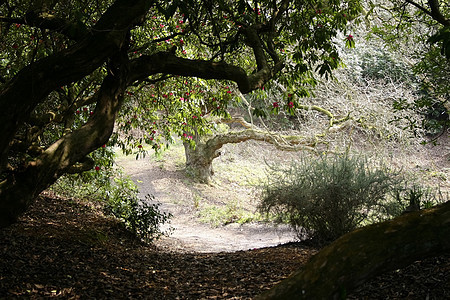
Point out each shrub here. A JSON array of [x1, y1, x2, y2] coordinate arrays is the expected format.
[[52, 165, 171, 243], [258, 153, 402, 244], [106, 193, 172, 243], [359, 49, 415, 83]]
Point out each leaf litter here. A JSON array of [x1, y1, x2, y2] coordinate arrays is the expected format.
[[0, 193, 448, 299]]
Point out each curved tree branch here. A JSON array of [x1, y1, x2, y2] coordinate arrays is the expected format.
[[404, 0, 433, 16], [404, 0, 450, 26], [428, 0, 450, 26], [242, 24, 270, 71], [211, 128, 317, 153], [129, 50, 284, 93], [0, 0, 154, 171]]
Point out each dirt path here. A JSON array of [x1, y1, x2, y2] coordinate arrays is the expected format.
[[116, 134, 449, 253], [116, 152, 297, 253]]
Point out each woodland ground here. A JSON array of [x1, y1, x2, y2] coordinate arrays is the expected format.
[[0, 135, 449, 299]]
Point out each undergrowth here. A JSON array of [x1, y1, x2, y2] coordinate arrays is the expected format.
[[258, 152, 446, 244], [51, 166, 171, 243]]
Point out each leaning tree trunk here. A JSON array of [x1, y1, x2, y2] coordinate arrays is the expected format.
[[0, 0, 152, 172], [183, 119, 317, 183], [256, 200, 450, 299], [0, 62, 127, 228]]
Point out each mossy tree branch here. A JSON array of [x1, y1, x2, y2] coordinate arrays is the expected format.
[[185, 117, 320, 183], [257, 200, 450, 299]]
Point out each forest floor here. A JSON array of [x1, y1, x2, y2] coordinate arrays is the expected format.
[[1, 136, 449, 299], [1, 192, 449, 299]]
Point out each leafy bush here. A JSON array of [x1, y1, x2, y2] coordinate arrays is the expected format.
[[359, 49, 415, 83], [52, 160, 171, 243], [258, 153, 402, 244], [106, 193, 172, 243]]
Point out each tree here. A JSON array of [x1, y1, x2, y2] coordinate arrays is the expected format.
[[183, 116, 322, 183], [366, 0, 450, 135], [0, 0, 362, 227]]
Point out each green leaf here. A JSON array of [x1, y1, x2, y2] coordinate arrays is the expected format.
[[345, 37, 355, 48], [252, 107, 267, 118]]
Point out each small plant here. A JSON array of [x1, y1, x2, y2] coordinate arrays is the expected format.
[[193, 193, 202, 209], [106, 194, 172, 243], [258, 153, 402, 244], [52, 164, 171, 243], [381, 184, 448, 218]]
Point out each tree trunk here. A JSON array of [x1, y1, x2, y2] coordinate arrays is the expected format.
[[182, 122, 317, 183], [184, 145, 215, 184], [256, 200, 450, 299], [183, 133, 219, 184], [0, 59, 128, 228]]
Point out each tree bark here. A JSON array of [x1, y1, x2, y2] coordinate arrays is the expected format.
[[256, 200, 450, 299], [183, 123, 317, 183], [0, 0, 153, 171], [0, 53, 129, 227], [184, 141, 219, 184]]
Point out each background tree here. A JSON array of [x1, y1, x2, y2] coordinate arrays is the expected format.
[[366, 0, 449, 136]]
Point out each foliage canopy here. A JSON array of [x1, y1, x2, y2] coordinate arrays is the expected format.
[[0, 0, 364, 227]]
